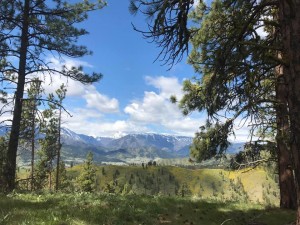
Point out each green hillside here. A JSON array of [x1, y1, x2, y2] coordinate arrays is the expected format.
[[68, 165, 279, 206], [5, 164, 295, 224]]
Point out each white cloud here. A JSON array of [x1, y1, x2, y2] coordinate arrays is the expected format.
[[61, 108, 148, 137], [41, 72, 87, 97], [39, 57, 92, 97], [84, 86, 119, 113], [145, 76, 183, 99], [125, 76, 205, 136], [31, 57, 119, 114], [125, 91, 181, 123], [60, 76, 203, 138], [0, 93, 14, 126]]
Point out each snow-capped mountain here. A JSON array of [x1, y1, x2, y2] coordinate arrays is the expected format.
[[61, 128, 111, 147], [0, 127, 244, 164], [59, 128, 194, 161], [60, 128, 192, 153], [106, 133, 193, 154]]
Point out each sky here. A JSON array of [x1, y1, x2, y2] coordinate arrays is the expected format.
[[53, 0, 205, 138], [1, 0, 251, 141], [40, 0, 251, 141]]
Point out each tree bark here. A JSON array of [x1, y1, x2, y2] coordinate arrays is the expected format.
[[4, 0, 30, 192], [276, 64, 296, 209], [279, 0, 300, 223]]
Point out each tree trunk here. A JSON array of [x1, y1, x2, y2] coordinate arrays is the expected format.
[[4, 0, 30, 192], [275, 59, 297, 209], [55, 107, 62, 191], [279, 0, 300, 223]]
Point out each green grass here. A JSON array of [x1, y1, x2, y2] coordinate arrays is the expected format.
[[65, 165, 279, 205], [0, 193, 295, 225]]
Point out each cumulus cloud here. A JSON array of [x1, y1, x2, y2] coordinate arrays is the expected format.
[[145, 76, 183, 99], [39, 57, 92, 96], [60, 75, 204, 138], [125, 76, 204, 136], [125, 91, 181, 123], [32, 57, 119, 114], [61, 108, 149, 137], [84, 86, 119, 113]]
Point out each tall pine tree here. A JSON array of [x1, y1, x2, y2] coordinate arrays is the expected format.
[[36, 84, 66, 191], [130, 0, 298, 212], [0, 0, 105, 191], [19, 78, 43, 191]]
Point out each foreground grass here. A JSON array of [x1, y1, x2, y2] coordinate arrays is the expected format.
[[0, 193, 295, 225]]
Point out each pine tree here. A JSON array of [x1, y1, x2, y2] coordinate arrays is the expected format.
[[19, 78, 43, 191], [35, 85, 66, 190], [76, 152, 97, 192], [278, 2, 300, 222], [37, 107, 59, 190], [54, 161, 69, 191], [131, 0, 298, 211], [54, 84, 66, 191], [0, 0, 105, 192]]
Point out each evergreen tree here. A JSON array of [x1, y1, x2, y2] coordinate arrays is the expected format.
[[76, 152, 97, 192], [35, 85, 66, 190], [54, 161, 69, 191], [130, 0, 298, 211], [34, 147, 49, 190], [54, 84, 66, 191], [0, 0, 105, 192], [278, 2, 300, 223], [19, 78, 43, 191]]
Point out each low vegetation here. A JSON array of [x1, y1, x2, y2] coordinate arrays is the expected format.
[[0, 192, 295, 225], [1, 162, 293, 224]]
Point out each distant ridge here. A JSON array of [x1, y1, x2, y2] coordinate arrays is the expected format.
[[0, 127, 244, 164]]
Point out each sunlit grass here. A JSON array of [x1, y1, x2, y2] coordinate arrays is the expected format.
[[0, 192, 295, 225]]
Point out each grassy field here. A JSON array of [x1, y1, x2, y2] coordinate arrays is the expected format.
[[66, 165, 279, 205], [9, 164, 294, 224], [0, 192, 295, 225]]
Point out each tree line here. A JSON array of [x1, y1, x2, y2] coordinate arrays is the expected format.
[[130, 0, 300, 224]]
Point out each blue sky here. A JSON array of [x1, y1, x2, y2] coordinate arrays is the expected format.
[[12, 0, 249, 141], [42, 0, 208, 138]]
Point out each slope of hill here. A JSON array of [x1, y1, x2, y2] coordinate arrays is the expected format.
[[68, 164, 279, 206]]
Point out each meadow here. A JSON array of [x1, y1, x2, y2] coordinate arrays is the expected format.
[[0, 164, 295, 225], [0, 192, 295, 225]]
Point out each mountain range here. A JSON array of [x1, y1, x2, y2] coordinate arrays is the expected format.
[[60, 128, 194, 163], [59, 128, 244, 164], [0, 127, 245, 164]]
